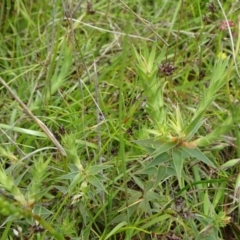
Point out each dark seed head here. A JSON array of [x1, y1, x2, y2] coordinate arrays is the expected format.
[[159, 61, 177, 76], [206, 2, 217, 14]]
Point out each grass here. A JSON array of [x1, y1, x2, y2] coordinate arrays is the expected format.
[[0, 0, 240, 239]]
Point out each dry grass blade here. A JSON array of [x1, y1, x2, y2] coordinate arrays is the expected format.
[[0, 77, 67, 156]]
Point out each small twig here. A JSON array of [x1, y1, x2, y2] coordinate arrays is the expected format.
[[0, 77, 67, 156]]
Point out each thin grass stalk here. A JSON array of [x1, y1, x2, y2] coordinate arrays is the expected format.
[[217, 0, 240, 79], [46, 0, 57, 101], [0, 77, 67, 156], [118, 0, 168, 46], [119, 30, 130, 225], [93, 60, 105, 204], [60, 17, 155, 42]]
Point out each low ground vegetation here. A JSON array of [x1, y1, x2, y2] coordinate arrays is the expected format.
[[0, 1, 240, 239]]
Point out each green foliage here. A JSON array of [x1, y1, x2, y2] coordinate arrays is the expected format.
[[0, 0, 240, 239]]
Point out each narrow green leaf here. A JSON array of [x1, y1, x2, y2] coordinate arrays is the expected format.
[[33, 205, 53, 218], [152, 141, 177, 156], [184, 113, 205, 139], [172, 150, 184, 189], [136, 167, 157, 175], [175, 104, 184, 132], [0, 124, 46, 137], [195, 116, 233, 146], [138, 146, 156, 153], [185, 118, 206, 141], [87, 165, 113, 175], [104, 221, 127, 240], [209, 58, 229, 90], [191, 164, 204, 201], [212, 181, 226, 208], [87, 175, 107, 193], [155, 166, 167, 185], [69, 173, 84, 190], [148, 42, 157, 72], [110, 213, 128, 225], [203, 191, 211, 215], [131, 175, 144, 190], [140, 214, 171, 229], [181, 147, 217, 168], [234, 173, 240, 201], [220, 159, 240, 169], [58, 172, 79, 180], [145, 152, 169, 168], [134, 138, 166, 147]]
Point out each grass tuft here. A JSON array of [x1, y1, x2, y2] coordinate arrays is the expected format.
[[0, 0, 240, 239]]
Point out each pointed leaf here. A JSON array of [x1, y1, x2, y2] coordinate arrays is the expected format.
[[184, 114, 205, 139], [181, 147, 217, 168], [145, 152, 169, 168], [69, 173, 84, 190], [220, 159, 240, 170], [131, 175, 144, 190], [134, 138, 166, 147], [87, 165, 113, 175], [185, 118, 206, 141], [172, 150, 184, 188], [148, 42, 157, 72], [33, 205, 53, 218], [87, 175, 107, 193], [155, 165, 167, 185], [58, 172, 79, 180], [152, 141, 177, 156], [136, 167, 157, 175], [104, 221, 128, 240], [140, 214, 171, 229]]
